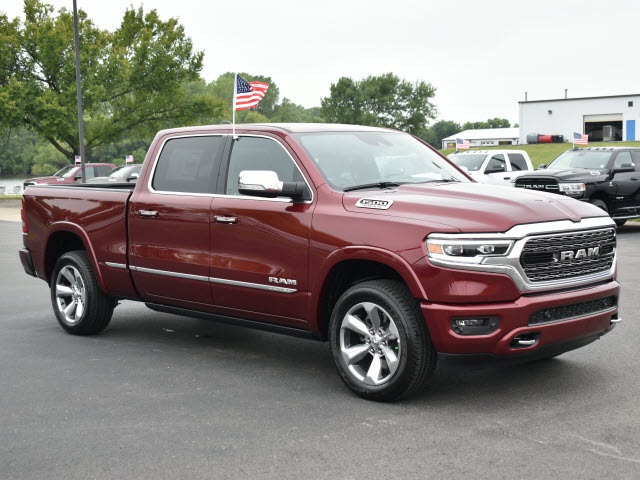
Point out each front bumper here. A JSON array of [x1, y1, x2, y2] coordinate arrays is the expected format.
[[422, 280, 620, 356]]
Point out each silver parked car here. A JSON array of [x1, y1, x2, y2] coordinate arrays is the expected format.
[[86, 164, 142, 183]]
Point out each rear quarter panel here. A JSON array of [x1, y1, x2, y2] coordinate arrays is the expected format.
[[23, 185, 137, 298]]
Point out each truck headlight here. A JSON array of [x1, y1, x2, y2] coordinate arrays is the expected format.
[[558, 182, 585, 196], [426, 238, 514, 265]]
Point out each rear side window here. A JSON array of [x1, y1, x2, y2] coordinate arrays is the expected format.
[[152, 136, 225, 193], [508, 153, 528, 171]]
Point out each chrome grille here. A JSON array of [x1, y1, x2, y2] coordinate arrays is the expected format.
[[520, 228, 616, 282], [514, 177, 560, 193]]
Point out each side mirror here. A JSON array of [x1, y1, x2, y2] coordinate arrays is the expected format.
[[537, 164, 547, 169], [127, 173, 139, 182], [238, 170, 309, 200], [485, 166, 506, 174], [612, 164, 635, 173]]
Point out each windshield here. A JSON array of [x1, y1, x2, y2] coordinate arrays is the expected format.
[[294, 131, 469, 190], [54, 165, 77, 178], [548, 150, 613, 170], [448, 154, 486, 172], [107, 165, 128, 177]]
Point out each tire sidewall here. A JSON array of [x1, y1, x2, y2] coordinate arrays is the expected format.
[[329, 281, 423, 399], [50, 251, 98, 334]]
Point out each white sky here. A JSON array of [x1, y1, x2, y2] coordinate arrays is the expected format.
[[4, 0, 640, 125]]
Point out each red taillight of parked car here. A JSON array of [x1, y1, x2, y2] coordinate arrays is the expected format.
[[21, 196, 28, 234]]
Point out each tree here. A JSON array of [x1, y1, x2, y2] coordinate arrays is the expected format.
[[462, 118, 511, 130], [422, 120, 461, 148], [271, 98, 324, 123], [320, 73, 437, 136], [205, 72, 280, 124], [0, 0, 224, 162]]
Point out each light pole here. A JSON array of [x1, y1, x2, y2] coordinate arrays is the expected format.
[[72, 0, 85, 182]]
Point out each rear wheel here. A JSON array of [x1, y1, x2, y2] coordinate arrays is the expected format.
[[51, 251, 115, 335], [328, 279, 437, 401]]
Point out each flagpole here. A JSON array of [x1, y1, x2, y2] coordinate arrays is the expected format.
[[232, 73, 237, 139]]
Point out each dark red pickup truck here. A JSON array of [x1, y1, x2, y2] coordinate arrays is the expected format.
[[19, 124, 621, 400]]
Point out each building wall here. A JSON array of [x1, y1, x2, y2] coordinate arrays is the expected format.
[[519, 95, 640, 144]]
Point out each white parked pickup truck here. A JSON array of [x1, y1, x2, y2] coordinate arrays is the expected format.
[[448, 150, 534, 186]]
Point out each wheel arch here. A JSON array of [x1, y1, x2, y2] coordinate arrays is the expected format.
[[311, 247, 427, 341], [42, 222, 106, 291]]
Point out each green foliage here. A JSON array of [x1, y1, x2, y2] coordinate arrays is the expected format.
[[421, 120, 461, 147], [462, 118, 512, 130], [205, 72, 280, 124], [271, 98, 324, 123], [320, 73, 437, 136], [0, 0, 224, 161]]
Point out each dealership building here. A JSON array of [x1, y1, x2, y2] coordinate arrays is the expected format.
[[518, 93, 640, 144]]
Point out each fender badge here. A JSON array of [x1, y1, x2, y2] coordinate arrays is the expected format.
[[589, 171, 601, 175], [355, 198, 393, 210]]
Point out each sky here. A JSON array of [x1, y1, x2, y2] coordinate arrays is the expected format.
[[4, 0, 640, 126]]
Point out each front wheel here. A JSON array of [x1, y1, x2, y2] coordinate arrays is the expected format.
[[590, 198, 608, 213], [614, 219, 627, 227], [329, 280, 437, 401], [50, 250, 115, 335]]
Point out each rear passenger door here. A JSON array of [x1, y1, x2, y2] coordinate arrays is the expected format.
[[128, 135, 227, 308], [209, 134, 314, 328]]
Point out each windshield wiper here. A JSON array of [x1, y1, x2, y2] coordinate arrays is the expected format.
[[343, 181, 402, 192]]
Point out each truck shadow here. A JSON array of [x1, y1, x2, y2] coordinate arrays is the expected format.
[[95, 302, 608, 407]]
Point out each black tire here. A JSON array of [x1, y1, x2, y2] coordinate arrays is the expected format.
[[590, 198, 608, 213], [50, 250, 115, 335], [614, 219, 627, 227], [328, 279, 437, 401]]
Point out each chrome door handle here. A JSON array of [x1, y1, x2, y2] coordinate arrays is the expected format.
[[214, 215, 237, 224], [138, 210, 158, 218]]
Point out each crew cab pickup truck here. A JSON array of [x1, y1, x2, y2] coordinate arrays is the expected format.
[[23, 163, 116, 189], [514, 147, 640, 226], [448, 149, 534, 185], [19, 124, 621, 401]]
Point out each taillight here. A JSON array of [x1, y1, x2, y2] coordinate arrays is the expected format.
[[21, 196, 28, 234]]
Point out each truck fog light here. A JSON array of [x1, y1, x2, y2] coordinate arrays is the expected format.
[[451, 317, 499, 336]]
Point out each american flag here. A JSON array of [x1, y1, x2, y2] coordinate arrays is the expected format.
[[456, 138, 470, 150], [234, 75, 269, 111], [573, 132, 588, 145], [125, 154, 134, 164]]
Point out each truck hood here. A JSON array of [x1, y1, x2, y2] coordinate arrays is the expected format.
[[25, 175, 67, 185], [519, 168, 608, 182], [342, 182, 607, 233]]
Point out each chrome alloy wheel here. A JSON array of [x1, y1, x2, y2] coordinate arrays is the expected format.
[[54, 265, 87, 325], [339, 301, 401, 386]]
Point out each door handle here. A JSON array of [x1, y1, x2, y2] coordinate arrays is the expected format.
[[137, 210, 158, 218], [214, 215, 237, 224]]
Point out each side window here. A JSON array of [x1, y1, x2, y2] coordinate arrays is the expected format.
[[486, 154, 506, 172], [152, 136, 225, 194], [225, 136, 303, 195], [613, 151, 633, 169], [97, 166, 113, 176], [508, 153, 528, 171], [630, 151, 640, 171], [83, 167, 96, 178]]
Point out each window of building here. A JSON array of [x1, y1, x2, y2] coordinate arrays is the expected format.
[[629, 101, 634, 107]]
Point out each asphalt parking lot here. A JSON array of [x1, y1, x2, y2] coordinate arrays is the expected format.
[[1, 218, 639, 480]]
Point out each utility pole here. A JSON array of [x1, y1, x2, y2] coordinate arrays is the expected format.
[[72, 0, 86, 182]]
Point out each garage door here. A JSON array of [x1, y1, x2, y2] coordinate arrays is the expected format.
[[584, 114, 623, 142]]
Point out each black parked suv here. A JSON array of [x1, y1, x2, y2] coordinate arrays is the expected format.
[[514, 147, 640, 226]]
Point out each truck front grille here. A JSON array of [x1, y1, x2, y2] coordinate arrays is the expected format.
[[520, 228, 616, 282], [514, 177, 560, 193]]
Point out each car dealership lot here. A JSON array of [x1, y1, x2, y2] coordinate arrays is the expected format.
[[1, 219, 638, 480]]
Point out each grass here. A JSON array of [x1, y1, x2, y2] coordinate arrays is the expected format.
[[440, 141, 640, 168], [0, 195, 22, 200]]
